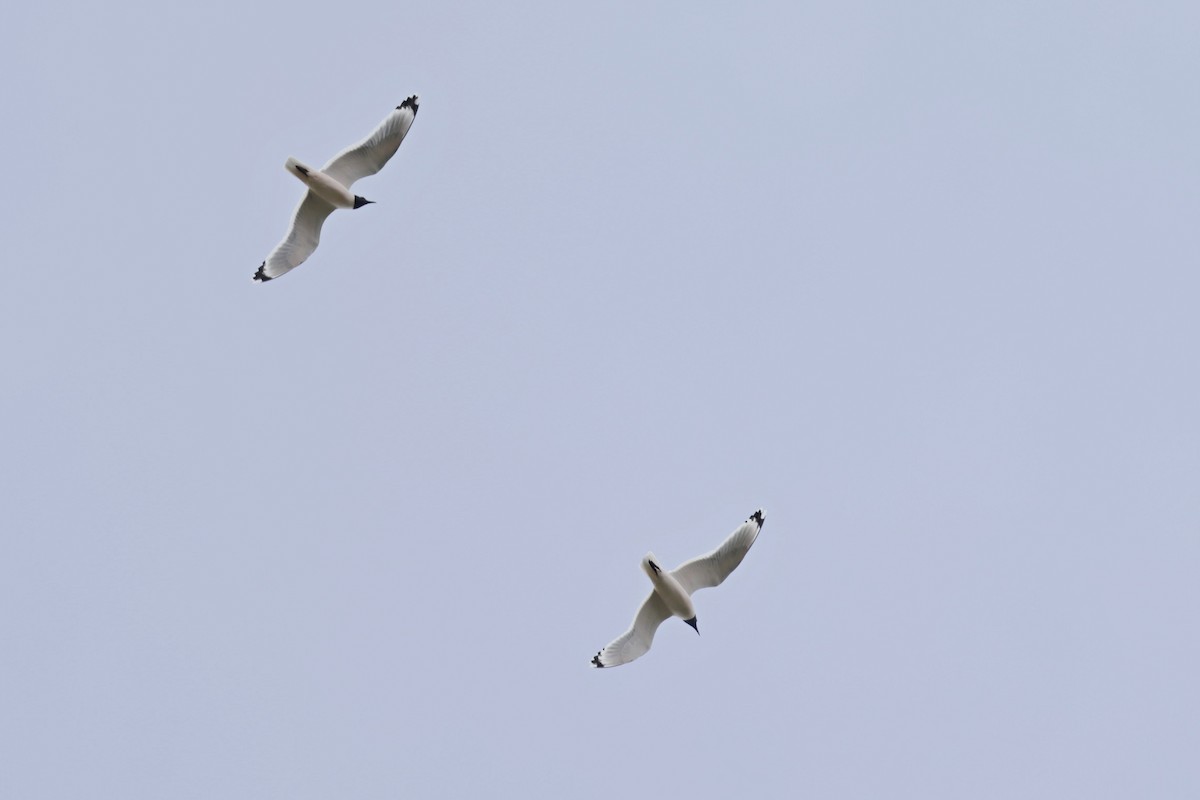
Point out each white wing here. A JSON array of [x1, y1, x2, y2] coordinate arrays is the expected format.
[[592, 590, 671, 668], [322, 96, 419, 189], [254, 192, 336, 282], [671, 510, 764, 595]]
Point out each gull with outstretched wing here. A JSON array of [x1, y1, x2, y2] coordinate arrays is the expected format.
[[254, 95, 420, 283], [592, 510, 765, 668]]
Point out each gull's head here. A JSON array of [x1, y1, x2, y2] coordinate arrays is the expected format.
[[641, 552, 662, 579], [353, 195, 375, 209]]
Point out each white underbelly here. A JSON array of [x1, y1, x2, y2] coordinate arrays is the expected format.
[[286, 157, 355, 209], [655, 573, 696, 620]]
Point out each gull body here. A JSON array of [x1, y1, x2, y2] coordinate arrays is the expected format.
[[254, 95, 419, 283], [641, 553, 697, 625], [592, 509, 765, 668], [284, 157, 366, 209]]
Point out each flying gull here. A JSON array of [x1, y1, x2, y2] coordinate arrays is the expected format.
[[592, 509, 765, 668], [254, 95, 419, 282]]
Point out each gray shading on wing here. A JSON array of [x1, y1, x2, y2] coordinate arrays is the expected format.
[[672, 509, 765, 595], [592, 590, 671, 668], [254, 192, 336, 282], [322, 96, 419, 189]]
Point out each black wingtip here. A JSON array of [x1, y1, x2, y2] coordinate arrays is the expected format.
[[750, 509, 765, 528], [253, 262, 272, 283], [591, 652, 606, 668], [397, 95, 419, 115]]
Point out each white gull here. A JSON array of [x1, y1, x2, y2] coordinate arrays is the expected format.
[[592, 509, 765, 668], [254, 95, 419, 282]]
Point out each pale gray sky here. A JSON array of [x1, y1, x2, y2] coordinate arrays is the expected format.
[[2, 1, 1198, 797]]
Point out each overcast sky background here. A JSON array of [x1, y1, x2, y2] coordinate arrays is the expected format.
[[2, 1, 1198, 797]]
